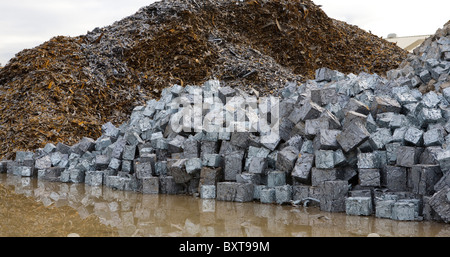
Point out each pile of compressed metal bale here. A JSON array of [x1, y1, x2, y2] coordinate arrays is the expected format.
[[1, 23, 450, 224], [0, 0, 407, 161]]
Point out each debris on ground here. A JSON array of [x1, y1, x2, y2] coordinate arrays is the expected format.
[[0, 0, 407, 159]]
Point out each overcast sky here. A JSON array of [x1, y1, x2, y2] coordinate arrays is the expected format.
[[0, 0, 449, 66]]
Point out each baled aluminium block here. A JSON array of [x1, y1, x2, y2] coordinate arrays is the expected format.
[[437, 150, 450, 173], [38, 167, 64, 182], [409, 164, 442, 196], [85, 171, 104, 186], [291, 153, 314, 183], [358, 169, 381, 187], [69, 169, 85, 183], [168, 159, 190, 184], [313, 129, 341, 151], [216, 182, 254, 202], [267, 170, 286, 187], [396, 146, 423, 167], [122, 145, 136, 161], [336, 121, 370, 153], [159, 176, 182, 195], [375, 200, 396, 219], [200, 185, 216, 199], [370, 96, 401, 117], [13, 166, 33, 177], [276, 146, 299, 173], [199, 167, 223, 187], [391, 201, 417, 221], [315, 150, 335, 169], [182, 137, 200, 159], [185, 158, 202, 174], [298, 100, 325, 121], [429, 187, 450, 223], [423, 128, 445, 147], [384, 166, 408, 192], [35, 155, 52, 170], [202, 154, 223, 168], [236, 172, 261, 185], [134, 160, 153, 179], [404, 127, 424, 146], [345, 197, 373, 216], [260, 188, 276, 204], [311, 168, 339, 187], [223, 150, 244, 181], [142, 177, 160, 194], [368, 128, 392, 150], [275, 185, 293, 205], [357, 152, 381, 169], [305, 118, 329, 139], [318, 180, 349, 213], [248, 157, 268, 175]]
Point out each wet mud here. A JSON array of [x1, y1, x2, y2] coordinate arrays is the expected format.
[[1, 174, 449, 237]]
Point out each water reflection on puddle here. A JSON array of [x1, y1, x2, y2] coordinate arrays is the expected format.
[[1, 174, 449, 237]]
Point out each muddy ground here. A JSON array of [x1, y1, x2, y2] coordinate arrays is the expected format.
[[0, 183, 118, 237]]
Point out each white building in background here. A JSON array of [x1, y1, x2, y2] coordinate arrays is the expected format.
[[385, 33, 431, 52]]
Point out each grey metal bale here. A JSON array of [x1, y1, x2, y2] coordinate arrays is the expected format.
[[260, 188, 276, 204], [429, 187, 450, 223], [370, 96, 401, 117], [248, 157, 268, 175], [375, 200, 396, 219], [404, 127, 424, 146], [336, 121, 370, 153], [142, 177, 160, 194], [267, 171, 286, 187], [276, 146, 299, 173], [85, 171, 104, 186], [199, 167, 223, 187], [275, 185, 293, 205], [358, 169, 381, 187], [345, 197, 373, 216], [216, 182, 254, 202], [391, 201, 417, 221], [185, 158, 202, 174], [291, 153, 314, 183], [236, 172, 261, 185], [313, 129, 341, 151], [223, 151, 244, 181], [409, 164, 442, 196], [396, 146, 423, 167], [200, 185, 216, 199], [315, 150, 335, 170], [160, 176, 182, 195], [168, 159, 190, 184], [298, 100, 325, 121], [368, 128, 392, 150], [318, 180, 349, 213], [384, 166, 408, 191], [202, 154, 223, 168], [305, 118, 329, 139], [437, 150, 450, 173], [357, 152, 381, 169], [311, 168, 339, 187]]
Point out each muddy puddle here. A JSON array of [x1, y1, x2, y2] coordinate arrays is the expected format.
[[1, 174, 449, 237]]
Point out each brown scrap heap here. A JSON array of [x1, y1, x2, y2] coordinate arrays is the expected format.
[[0, 0, 407, 159]]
